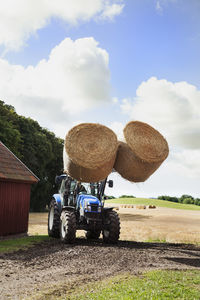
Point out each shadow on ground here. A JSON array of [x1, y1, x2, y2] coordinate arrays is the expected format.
[[119, 214, 152, 221]]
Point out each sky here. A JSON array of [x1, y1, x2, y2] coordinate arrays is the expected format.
[[0, 0, 200, 198]]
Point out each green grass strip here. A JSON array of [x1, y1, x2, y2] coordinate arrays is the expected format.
[[107, 197, 200, 211], [69, 270, 200, 300], [0, 235, 50, 253]]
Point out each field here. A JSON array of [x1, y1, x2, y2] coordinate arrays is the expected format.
[[28, 198, 200, 244], [1, 199, 200, 299]]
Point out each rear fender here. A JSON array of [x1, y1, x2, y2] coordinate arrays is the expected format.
[[102, 207, 114, 218], [52, 194, 62, 213], [103, 207, 114, 211], [61, 206, 76, 212]]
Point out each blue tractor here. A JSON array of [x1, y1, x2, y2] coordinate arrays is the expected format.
[[48, 175, 120, 243]]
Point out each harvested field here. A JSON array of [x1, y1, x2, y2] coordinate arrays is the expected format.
[[28, 205, 200, 244], [1, 206, 200, 299]]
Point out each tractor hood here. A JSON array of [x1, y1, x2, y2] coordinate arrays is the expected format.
[[77, 194, 100, 209]]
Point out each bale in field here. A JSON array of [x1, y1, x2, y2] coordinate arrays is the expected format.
[[148, 205, 156, 209], [114, 121, 169, 182], [64, 123, 118, 182], [136, 205, 146, 209]]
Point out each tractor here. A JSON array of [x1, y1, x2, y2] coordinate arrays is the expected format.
[[48, 174, 120, 243]]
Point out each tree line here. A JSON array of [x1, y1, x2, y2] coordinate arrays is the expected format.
[[0, 100, 63, 211], [158, 195, 200, 206]]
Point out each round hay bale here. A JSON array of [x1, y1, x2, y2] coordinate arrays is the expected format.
[[124, 121, 169, 164], [149, 205, 156, 209], [63, 147, 115, 182], [114, 142, 163, 182], [114, 121, 169, 182], [64, 123, 118, 182]]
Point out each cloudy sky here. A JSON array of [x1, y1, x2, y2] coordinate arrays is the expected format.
[[0, 0, 200, 197]]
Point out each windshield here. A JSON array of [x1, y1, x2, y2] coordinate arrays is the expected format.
[[79, 182, 99, 197]]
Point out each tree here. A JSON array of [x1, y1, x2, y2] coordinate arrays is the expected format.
[[179, 194, 194, 203], [0, 100, 64, 211]]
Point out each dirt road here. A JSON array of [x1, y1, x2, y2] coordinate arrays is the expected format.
[[1, 205, 200, 299], [0, 238, 200, 299]]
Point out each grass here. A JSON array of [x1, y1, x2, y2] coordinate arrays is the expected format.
[[0, 235, 50, 253], [63, 270, 200, 300], [107, 197, 200, 211]]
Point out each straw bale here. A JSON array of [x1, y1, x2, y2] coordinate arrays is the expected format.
[[114, 121, 169, 182], [136, 205, 146, 209], [114, 141, 163, 182], [124, 121, 169, 163], [63, 147, 115, 182], [63, 123, 117, 182], [65, 123, 118, 169], [148, 205, 156, 209]]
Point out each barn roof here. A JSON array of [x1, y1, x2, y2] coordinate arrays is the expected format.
[[0, 141, 39, 183]]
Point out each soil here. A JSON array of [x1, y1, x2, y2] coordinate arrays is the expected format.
[[1, 206, 200, 299]]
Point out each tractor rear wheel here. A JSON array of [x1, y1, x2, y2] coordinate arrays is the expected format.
[[48, 199, 60, 238], [60, 210, 76, 243], [103, 210, 120, 243], [85, 230, 101, 240]]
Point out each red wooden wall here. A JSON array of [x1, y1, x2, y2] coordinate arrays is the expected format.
[[0, 181, 31, 236]]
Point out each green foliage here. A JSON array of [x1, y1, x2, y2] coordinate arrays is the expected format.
[[158, 194, 200, 206], [119, 195, 135, 198], [106, 196, 116, 199], [158, 195, 178, 202], [194, 198, 200, 206], [179, 194, 194, 202], [0, 100, 63, 211], [182, 198, 195, 205]]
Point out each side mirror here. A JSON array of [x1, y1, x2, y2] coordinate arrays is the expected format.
[[55, 175, 61, 185], [108, 180, 113, 188], [55, 174, 66, 185]]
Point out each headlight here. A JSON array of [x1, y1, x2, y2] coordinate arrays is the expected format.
[[98, 206, 102, 213], [86, 205, 91, 212]]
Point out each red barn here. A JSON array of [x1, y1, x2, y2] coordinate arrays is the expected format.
[[0, 141, 39, 236]]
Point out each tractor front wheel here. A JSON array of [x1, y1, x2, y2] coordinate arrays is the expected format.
[[60, 210, 76, 243], [48, 199, 60, 238], [103, 210, 120, 244]]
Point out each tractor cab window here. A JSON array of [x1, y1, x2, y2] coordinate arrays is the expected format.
[[90, 183, 99, 197], [59, 178, 67, 195], [70, 180, 76, 193], [78, 182, 99, 197]]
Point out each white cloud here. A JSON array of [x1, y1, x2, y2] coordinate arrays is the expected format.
[[169, 149, 200, 178], [106, 158, 200, 198], [0, 0, 124, 51], [155, 0, 177, 14], [120, 77, 200, 186], [0, 37, 111, 136], [121, 77, 200, 149], [100, 3, 124, 20], [109, 121, 124, 141]]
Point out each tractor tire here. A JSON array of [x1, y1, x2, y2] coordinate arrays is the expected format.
[[85, 230, 101, 240], [60, 210, 76, 243], [103, 210, 120, 244], [48, 199, 60, 238]]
